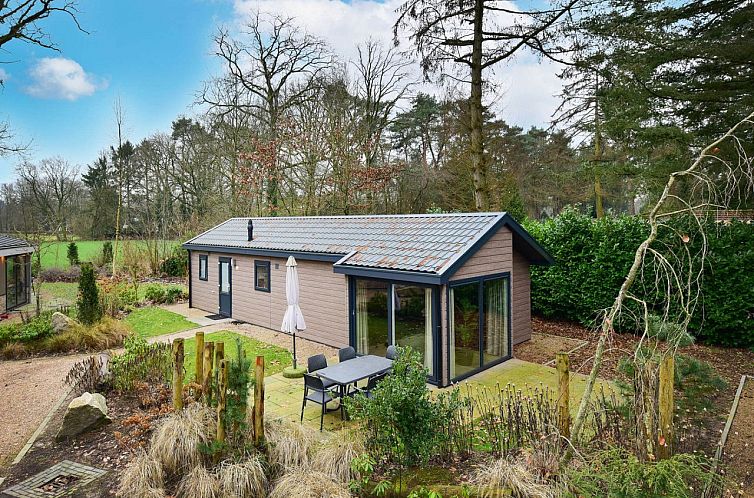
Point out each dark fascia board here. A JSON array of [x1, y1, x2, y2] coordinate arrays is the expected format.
[[333, 265, 443, 285], [439, 213, 554, 282], [182, 244, 343, 263]]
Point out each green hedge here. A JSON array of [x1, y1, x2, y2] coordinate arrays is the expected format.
[[525, 210, 754, 347]]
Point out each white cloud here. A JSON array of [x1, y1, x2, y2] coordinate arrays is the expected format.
[[25, 57, 106, 101], [0, 68, 8, 82], [232, 0, 563, 128]]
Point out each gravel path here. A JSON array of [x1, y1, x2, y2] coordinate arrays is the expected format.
[[0, 354, 86, 466]]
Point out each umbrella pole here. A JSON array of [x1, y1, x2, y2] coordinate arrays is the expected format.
[[293, 331, 297, 370]]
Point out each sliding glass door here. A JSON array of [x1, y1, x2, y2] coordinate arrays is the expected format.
[[393, 285, 434, 375], [450, 274, 510, 381], [353, 278, 437, 379]]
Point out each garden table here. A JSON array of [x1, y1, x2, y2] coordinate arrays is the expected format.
[[316, 355, 393, 419]]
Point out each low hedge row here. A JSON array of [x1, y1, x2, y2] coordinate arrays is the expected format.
[[524, 209, 754, 347]]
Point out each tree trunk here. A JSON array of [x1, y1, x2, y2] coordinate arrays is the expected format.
[[470, 0, 487, 212]]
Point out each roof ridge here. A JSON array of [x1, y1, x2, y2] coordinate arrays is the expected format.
[[226, 212, 506, 221]]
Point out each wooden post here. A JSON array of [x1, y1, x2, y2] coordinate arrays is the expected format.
[[216, 358, 228, 447], [214, 342, 225, 381], [253, 355, 265, 447], [202, 341, 215, 405], [172, 338, 184, 411], [657, 355, 675, 460], [195, 331, 204, 385], [556, 352, 570, 439]]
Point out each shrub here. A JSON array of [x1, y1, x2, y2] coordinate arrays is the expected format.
[[117, 450, 165, 498], [77, 263, 102, 325], [525, 211, 754, 346], [160, 247, 188, 277], [311, 430, 366, 484], [345, 346, 461, 467], [268, 468, 351, 498], [149, 404, 215, 475], [67, 241, 80, 266], [43, 317, 129, 353], [565, 446, 723, 497], [110, 334, 172, 391], [144, 284, 167, 304], [102, 241, 114, 265], [216, 457, 268, 498], [264, 419, 316, 474], [164, 285, 186, 304], [38, 265, 81, 282], [100, 281, 139, 316]]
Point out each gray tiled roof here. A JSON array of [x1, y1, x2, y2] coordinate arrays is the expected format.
[[0, 234, 33, 255], [184, 213, 505, 273]]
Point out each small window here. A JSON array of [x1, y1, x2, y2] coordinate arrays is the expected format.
[[254, 260, 271, 292], [198, 255, 208, 281]]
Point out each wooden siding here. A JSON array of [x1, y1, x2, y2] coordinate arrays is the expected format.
[[451, 226, 513, 280], [190, 251, 350, 348], [511, 250, 532, 346], [440, 225, 534, 385]]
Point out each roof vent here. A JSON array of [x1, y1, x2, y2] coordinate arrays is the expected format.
[[247, 219, 254, 241]]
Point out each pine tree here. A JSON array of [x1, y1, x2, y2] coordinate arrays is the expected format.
[[77, 263, 102, 325], [66, 242, 79, 266]]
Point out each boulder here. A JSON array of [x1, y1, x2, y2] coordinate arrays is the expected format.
[[56, 392, 111, 441], [51, 311, 75, 334]]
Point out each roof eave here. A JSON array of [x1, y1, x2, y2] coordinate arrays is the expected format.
[[182, 243, 344, 263], [332, 265, 443, 285]]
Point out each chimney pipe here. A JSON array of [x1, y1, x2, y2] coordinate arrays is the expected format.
[[247, 219, 254, 241]]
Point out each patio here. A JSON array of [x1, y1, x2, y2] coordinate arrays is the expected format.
[[262, 355, 614, 432]]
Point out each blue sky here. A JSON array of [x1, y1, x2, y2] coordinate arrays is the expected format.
[[0, 0, 562, 184], [0, 0, 233, 183]]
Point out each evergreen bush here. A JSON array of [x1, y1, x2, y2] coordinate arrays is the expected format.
[[525, 210, 754, 347], [77, 263, 102, 325], [67, 242, 80, 266], [102, 241, 114, 265]]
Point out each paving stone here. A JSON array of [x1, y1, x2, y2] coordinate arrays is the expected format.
[[2, 460, 106, 498]]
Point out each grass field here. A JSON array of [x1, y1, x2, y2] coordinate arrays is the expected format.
[[182, 330, 291, 382], [37, 239, 179, 269], [125, 306, 197, 338]]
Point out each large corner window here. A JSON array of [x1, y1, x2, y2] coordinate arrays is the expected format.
[[449, 274, 510, 381], [6, 254, 30, 309], [198, 255, 208, 281], [254, 260, 271, 292], [354, 279, 435, 377]]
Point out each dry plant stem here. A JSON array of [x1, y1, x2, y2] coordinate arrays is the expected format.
[[568, 110, 754, 448]]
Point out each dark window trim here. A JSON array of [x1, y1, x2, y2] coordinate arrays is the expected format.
[[348, 275, 441, 384], [198, 254, 208, 281], [446, 271, 513, 384], [254, 260, 271, 292]]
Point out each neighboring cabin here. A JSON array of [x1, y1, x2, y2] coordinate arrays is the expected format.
[[183, 213, 553, 387], [0, 235, 33, 312]]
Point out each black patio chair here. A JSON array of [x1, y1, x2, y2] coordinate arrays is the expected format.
[[360, 372, 387, 399], [338, 346, 356, 363], [307, 353, 336, 389], [301, 373, 340, 431], [385, 345, 398, 360]]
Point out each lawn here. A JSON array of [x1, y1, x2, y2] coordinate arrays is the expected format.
[[38, 239, 179, 269], [182, 330, 291, 382], [125, 306, 197, 338]]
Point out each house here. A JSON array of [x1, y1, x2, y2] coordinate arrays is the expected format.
[[182, 213, 553, 387], [0, 235, 33, 312]]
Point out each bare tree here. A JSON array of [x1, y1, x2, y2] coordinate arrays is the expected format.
[[395, 0, 582, 211], [203, 12, 332, 214], [16, 157, 80, 240], [569, 110, 754, 454]]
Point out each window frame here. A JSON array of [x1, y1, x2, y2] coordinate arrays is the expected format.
[[254, 260, 271, 292], [447, 272, 512, 383], [348, 276, 441, 384], [198, 254, 208, 281]]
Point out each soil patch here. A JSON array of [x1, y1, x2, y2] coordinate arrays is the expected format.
[[515, 332, 587, 366], [0, 385, 169, 497], [725, 377, 754, 497]]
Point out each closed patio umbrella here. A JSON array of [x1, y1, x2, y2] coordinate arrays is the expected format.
[[281, 255, 306, 370]]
